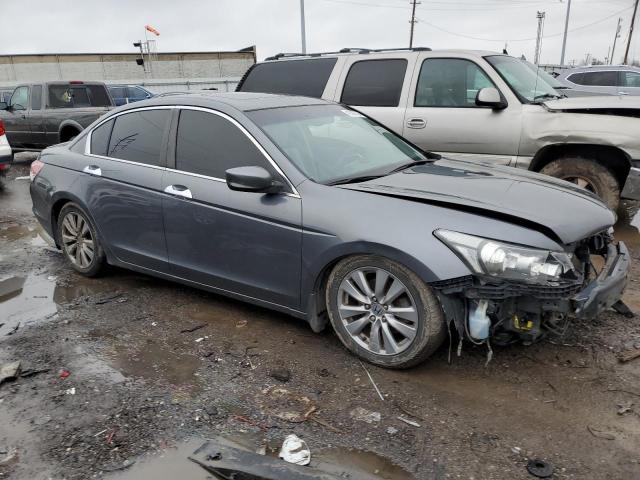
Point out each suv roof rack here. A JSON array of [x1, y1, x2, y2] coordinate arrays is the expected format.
[[264, 46, 431, 61]]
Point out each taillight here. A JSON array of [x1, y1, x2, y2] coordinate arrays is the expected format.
[[0, 120, 5, 137], [30, 159, 44, 181]]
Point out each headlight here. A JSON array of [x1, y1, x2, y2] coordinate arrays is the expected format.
[[434, 230, 574, 285]]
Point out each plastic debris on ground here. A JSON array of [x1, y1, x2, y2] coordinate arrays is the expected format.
[[278, 434, 311, 466]]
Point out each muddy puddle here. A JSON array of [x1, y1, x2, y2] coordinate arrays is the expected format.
[[0, 275, 57, 334], [108, 433, 412, 480]]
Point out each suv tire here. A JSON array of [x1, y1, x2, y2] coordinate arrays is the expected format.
[[539, 157, 620, 210], [326, 255, 446, 369]]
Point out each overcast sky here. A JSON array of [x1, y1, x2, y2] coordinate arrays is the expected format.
[[1, 0, 638, 65]]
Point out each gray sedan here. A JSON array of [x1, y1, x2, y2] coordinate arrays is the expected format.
[[30, 93, 629, 368]]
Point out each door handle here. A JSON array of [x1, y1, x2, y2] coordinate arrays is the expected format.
[[82, 165, 102, 176], [619, 91, 629, 96], [406, 118, 426, 129], [164, 184, 192, 199]]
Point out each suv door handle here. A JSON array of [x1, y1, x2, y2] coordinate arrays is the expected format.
[[83, 165, 102, 176], [406, 118, 426, 129], [619, 91, 629, 96], [164, 184, 192, 199]]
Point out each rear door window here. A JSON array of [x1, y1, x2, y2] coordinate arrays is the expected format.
[[90, 119, 114, 156], [107, 109, 170, 166], [238, 58, 337, 98], [48, 84, 111, 108], [573, 71, 618, 86], [341, 59, 407, 107], [175, 109, 273, 179]]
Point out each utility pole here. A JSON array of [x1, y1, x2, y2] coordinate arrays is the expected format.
[[611, 17, 622, 65], [534, 11, 546, 65], [409, 0, 420, 48], [623, 0, 639, 65], [560, 0, 572, 66], [300, 0, 307, 54]]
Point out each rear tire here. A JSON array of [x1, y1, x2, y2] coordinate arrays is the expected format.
[[57, 203, 106, 277], [539, 157, 620, 210], [326, 255, 446, 369]]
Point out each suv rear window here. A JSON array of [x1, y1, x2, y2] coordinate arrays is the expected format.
[[48, 84, 112, 108], [341, 59, 407, 107], [568, 71, 617, 87], [238, 58, 337, 98]]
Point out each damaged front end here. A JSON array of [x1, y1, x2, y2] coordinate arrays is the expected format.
[[432, 229, 630, 347]]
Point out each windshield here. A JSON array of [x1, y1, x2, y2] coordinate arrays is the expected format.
[[248, 104, 426, 184], [485, 55, 560, 103], [522, 60, 566, 89]]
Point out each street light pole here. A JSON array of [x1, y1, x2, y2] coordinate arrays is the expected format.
[[409, 0, 419, 48], [560, 0, 572, 66], [611, 17, 622, 65], [300, 0, 307, 54], [623, 0, 639, 65]]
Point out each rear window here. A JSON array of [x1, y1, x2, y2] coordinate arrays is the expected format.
[[48, 84, 112, 108], [569, 71, 617, 87], [238, 58, 337, 98], [341, 59, 407, 107], [107, 109, 170, 166], [31, 85, 42, 110], [90, 119, 114, 156]]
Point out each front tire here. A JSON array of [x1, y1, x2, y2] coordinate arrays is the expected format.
[[326, 255, 446, 369], [57, 203, 105, 277], [539, 157, 620, 210]]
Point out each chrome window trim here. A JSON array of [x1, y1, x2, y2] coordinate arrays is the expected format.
[[84, 104, 300, 198]]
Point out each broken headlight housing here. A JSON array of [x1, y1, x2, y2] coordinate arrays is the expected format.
[[434, 230, 575, 285]]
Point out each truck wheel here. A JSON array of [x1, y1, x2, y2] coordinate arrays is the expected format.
[[325, 255, 446, 369], [539, 157, 620, 210], [57, 203, 106, 277]]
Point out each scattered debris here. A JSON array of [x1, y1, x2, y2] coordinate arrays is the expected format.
[[195, 337, 205, 343], [350, 406, 381, 424], [511, 446, 522, 455], [0, 448, 18, 467], [6, 322, 20, 336], [618, 349, 640, 363], [397, 416, 421, 428], [236, 319, 248, 328], [606, 388, 640, 398], [526, 458, 554, 478], [231, 414, 268, 431], [19, 367, 49, 378], [587, 425, 616, 440], [387, 426, 399, 435], [269, 367, 291, 383], [180, 324, 206, 334], [259, 387, 316, 423], [94, 293, 124, 305], [59, 369, 71, 379], [308, 416, 345, 434], [358, 360, 385, 401], [616, 401, 634, 415], [65, 387, 76, 395], [469, 432, 499, 453], [317, 368, 330, 377], [279, 434, 311, 466], [0, 361, 21, 385], [395, 402, 426, 421]]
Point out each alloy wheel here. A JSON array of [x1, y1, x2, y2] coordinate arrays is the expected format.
[[337, 267, 418, 355], [61, 212, 95, 269]]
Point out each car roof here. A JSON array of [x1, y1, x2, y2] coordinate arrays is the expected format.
[[561, 65, 640, 73], [261, 48, 502, 62], [113, 91, 332, 112]]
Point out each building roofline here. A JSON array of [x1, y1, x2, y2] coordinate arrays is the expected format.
[[0, 47, 256, 58]]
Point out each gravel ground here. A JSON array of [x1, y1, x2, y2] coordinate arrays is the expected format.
[[1, 157, 640, 479]]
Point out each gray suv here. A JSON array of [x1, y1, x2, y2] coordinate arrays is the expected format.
[[557, 65, 640, 96], [238, 48, 640, 209]]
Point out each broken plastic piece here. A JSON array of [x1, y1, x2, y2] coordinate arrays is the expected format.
[[279, 434, 311, 466]]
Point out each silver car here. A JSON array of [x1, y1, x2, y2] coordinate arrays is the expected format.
[[557, 65, 640, 96]]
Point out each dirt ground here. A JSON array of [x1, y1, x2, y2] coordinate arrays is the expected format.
[[1, 156, 639, 480]]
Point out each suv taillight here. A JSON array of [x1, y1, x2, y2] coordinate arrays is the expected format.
[[30, 159, 44, 181], [0, 120, 5, 137]]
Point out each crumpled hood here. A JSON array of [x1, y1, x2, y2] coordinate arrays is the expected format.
[[544, 95, 640, 112], [340, 159, 615, 245]]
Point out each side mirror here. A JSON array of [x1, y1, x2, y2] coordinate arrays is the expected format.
[[0, 102, 6, 110], [475, 87, 507, 110], [225, 166, 284, 194]]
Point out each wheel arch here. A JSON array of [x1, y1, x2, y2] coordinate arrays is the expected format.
[[50, 193, 103, 254], [303, 242, 440, 332], [58, 120, 84, 143], [529, 143, 631, 187]]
